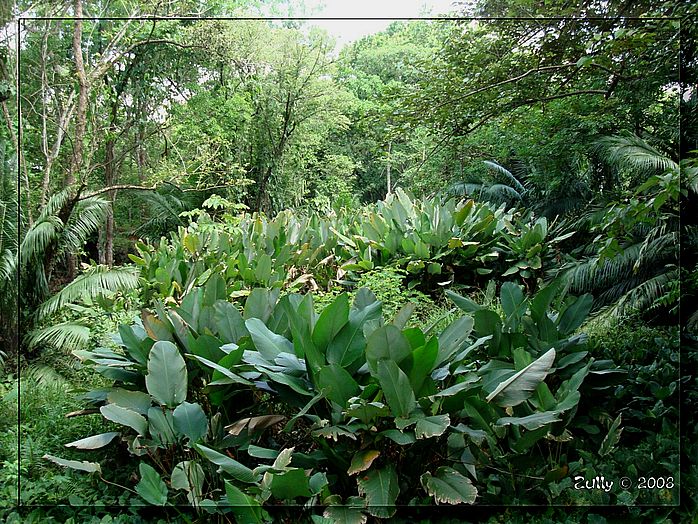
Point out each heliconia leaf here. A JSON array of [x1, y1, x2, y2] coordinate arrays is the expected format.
[[145, 341, 187, 407], [100, 404, 148, 436], [43, 454, 101, 474], [195, 444, 259, 483], [357, 466, 399, 518], [224, 481, 268, 523], [415, 414, 451, 439], [348, 450, 380, 475], [136, 463, 168, 506], [106, 389, 151, 415], [436, 316, 474, 368], [486, 348, 556, 407], [496, 411, 561, 431], [226, 415, 285, 436], [376, 360, 416, 418], [312, 293, 350, 351], [245, 318, 294, 360], [327, 299, 381, 368], [172, 402, 208, 443], [270, 468, 312, 500], [323, 505, 367, 524], [65, 432, 120, 450], [171, 460, 205, 502], [557, 294, 593, 335], [317, 364, 360, 407], [365, 325, 411, 373], [421, 467, 477, 505]]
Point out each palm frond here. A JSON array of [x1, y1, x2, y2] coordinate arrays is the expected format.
[[36, 265, 140, 321], [23, 363, 70, 388], [483, 160, 526, 193], [596, 134, 677, 175], [25, 321, 91, 352], [58, 197, 109, 256], [19, 216, 63, 267], [604, 268, 679, 320]]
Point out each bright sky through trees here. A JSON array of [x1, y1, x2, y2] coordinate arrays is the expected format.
[[304, 0, 458, 48]]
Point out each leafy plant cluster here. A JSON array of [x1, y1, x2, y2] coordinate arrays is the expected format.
[[131, 188, 571, 306], [43, 279, 632, 519]]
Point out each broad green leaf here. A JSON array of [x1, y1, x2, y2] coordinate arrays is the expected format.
[[496, 411, 561, 430], [530, 280, 562, 324], [100, 404, 147, 436], [376, 360, 416, 418], [436, 316, 474, 368], [146, 341, 187, 407], [118, 324, 148, 366], [348, 450, 380, 475], [486, 348, 556, 407], [500, 282, 527, 330], [445, 290, 482, 313], [415, 415, 451, 439], [43, 454, 101, 474], [557, 294, 593, 335], [365, 325, 411, 373], [421, 467, 477, 504], [148, 407, 176, 445], [173, 402, 208, 443], [196, 444, 259, 483], [245, 318, 294, 360], [213, 300, 248, 343], [379, 429, 416, 445], [224, 481, 268, 522], [243, 287, 279, 322], [171, 461, 205, 503], [428, 375, 480, 400], [107, 389, 151, 415], [323, 505, 367, 524], [357, 466, 399, 518], [136, 463, 168, 506], [188, 334, 226, 363], [312, 293, 350, 350], [327, 300, 381, 368], [270, 468, 312, 500], [189, 354, 252, 386], [317, 364, 360, 407], [391, 302, 416, 329], [408, 335, 438, 394], [65, 432, 120, 450]]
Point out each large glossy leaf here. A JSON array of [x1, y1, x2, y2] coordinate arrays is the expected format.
[[376, 360, 416, 418], [415, 414, 451, 439], [486, 348, 556, 407], [327, 300, 381, 368], [270, 468, 312, 500], [421, 467, 477, 505], [557, 294, 593, 335], [312, 293, 350, 350], [436, 316, 474, 368], [136, 463, 168, 506], [43, 454, 101, 474], [243, 287, 279, 322], [195, 444, 259, 483], [407, 336, 438, 394], [496, 411, 561, 430], [100, 404, 147, 436], [365, 325, 411, 373], [357, 466, 399, 518], [224, 482, 269, 523], [445, 290, 483, 313], [173, 402, 208, 443], [146, 341, 187, 408], [148, 407, 177, 445], [500, 282, 527, 331], [245, 318, 293, 360], [213, 300, 248, 343], [106, 389, 151, 415], [317, 364, 360, 407], [65, 432, 120, 450]]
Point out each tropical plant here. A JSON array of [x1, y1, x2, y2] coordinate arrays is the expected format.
[[0, 140, 17, 358], [45, 280, 608, 515]]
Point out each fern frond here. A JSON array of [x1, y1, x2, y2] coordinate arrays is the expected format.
[[36, 265, 140, 321]]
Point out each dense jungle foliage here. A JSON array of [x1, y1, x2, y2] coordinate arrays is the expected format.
[[1, 0, 696, 522]]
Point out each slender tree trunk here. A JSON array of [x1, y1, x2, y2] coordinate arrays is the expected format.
[[69, 0, 88, 188]]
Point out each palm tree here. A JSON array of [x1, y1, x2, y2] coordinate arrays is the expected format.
[[0, 136, 141, 358], [559, 134, 680, 322]]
